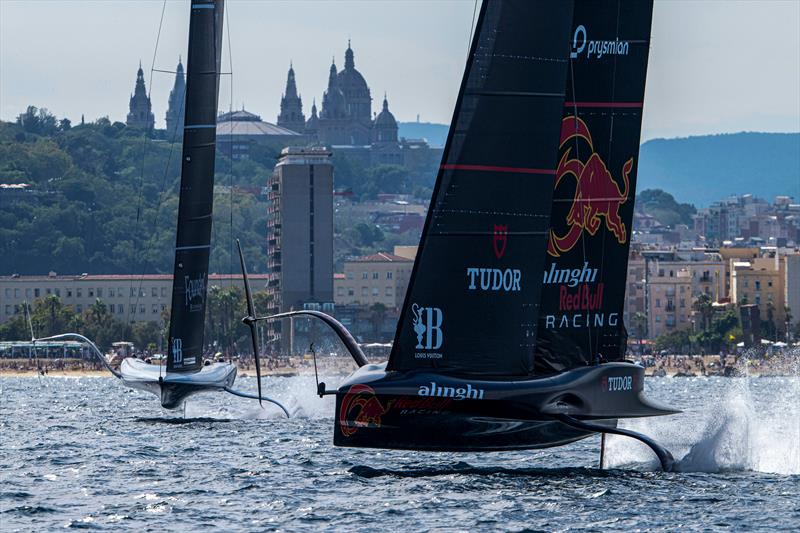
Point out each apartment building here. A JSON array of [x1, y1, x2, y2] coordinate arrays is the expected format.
[[265, 147, 335, 353], [730, 255, 786, 331], [647, 268, 694, 338], [334, 252, 414, 309]]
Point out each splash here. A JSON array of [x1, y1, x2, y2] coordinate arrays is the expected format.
[[605, 367, 800, 474], [179, 374, 339, 420]]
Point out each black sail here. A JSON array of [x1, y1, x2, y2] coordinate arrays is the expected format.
[[166, 0, 225, 372], [535, 0, 654, 374], [387, 0, 575, 376]]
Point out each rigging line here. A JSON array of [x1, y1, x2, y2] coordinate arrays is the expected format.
[[467, 0, 479, 55], [128, 0, 168, 326], [227, 3, 234, 290]]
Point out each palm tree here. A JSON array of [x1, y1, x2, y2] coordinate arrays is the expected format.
[[632, 311, 647, 353], [692, 293, 713, 332]]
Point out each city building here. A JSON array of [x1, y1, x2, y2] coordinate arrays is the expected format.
[[126, 62, 155, 130], [215, 109, 305, 160], [730, 253, 787, 334], [647, 267, 693, 339], [785, 253, 800, 332], [265, 147, 335, 353], [165, 58, 186, 137], [0, 273, 268, 325], [334, 252, 414, 309], [693, 195, 798, 247]]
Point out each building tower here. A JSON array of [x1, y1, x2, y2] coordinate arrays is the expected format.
[[126, 62, 155, 130], [266, 147, 335, 354], [305, 99, 319, 140], [373, 94, 398, 143], [318, 60, 350, 145], [277, 63, 306, 134], [337, 41, 372, 124], [165, 58, 186, 137]]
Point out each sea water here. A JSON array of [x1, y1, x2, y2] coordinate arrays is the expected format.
[[1, 372, 798, 531]]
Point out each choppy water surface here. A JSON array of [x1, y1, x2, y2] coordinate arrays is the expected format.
[[1, 372, 798, 531]]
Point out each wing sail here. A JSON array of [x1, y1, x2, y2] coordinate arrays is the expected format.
[[166, 0, 225, 373], [387, 0, 575, 376], [535, 0, 654, 374]]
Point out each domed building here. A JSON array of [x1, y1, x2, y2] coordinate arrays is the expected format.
[[271, 41, 442, 171], [337, 41, 372, 125], [373, 94, 398, 143]]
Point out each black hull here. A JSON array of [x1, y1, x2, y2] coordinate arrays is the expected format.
[[334, 362, 675, 452]]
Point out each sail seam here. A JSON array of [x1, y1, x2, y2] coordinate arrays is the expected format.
[[440, 164, 555, 175]]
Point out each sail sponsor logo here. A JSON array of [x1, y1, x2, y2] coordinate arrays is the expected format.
[[172, 338, 183, 364], [560, 283, 604, 311], [412, 304, 443, 358], [418, 381, 485, 401], [570, 25, 630, 60], [493, 224, 508, 259], [602, 375, 634, 392], [339, 384, 389, 437], [466, 268, 522, 292], [184, 274, 206, 312], [547, 116, 631, 258], [543, 262, 597, 287], [545, 312, 618, 329]]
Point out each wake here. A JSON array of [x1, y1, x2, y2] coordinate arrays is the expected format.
[[605, 372, 800, 475]]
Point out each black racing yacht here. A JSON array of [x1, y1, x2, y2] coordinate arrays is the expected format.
[[244, 0, 678, 470], [37, 0, 286, 415]]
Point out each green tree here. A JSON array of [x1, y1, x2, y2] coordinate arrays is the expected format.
[[131, 321, 163, 353], [16, 106, 58, 136], [692, 293, 714, 332], [632, 311, 647, 349], [29, 295, 83, 338], [81, 299, 129, 351], [655, 329, 691, 354]]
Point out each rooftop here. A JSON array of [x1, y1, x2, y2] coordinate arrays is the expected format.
[[350, 252, 413, 263], [217, 109, 301, 137]]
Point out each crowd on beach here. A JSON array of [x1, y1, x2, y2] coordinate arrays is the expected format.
[[1, 348, 797, 377]]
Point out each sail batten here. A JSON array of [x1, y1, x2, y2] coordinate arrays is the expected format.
[[166, 0, 225, 373]]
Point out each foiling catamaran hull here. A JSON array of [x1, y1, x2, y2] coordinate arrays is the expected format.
[[334, 362, 676, 453], [120, 358, 237, 409]]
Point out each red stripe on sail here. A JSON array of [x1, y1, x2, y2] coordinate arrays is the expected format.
[[440, 164, 556, 175]]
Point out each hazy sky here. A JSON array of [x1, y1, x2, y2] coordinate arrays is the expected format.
[[1, 0, 798, 140]]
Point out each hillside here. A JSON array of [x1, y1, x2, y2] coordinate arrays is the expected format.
[[399, 127, 799, 206], [637, 132, 799, 206]]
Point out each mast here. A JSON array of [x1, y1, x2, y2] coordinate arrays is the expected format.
[[387, 0, 575, 376], [166, 0, 225, 372]]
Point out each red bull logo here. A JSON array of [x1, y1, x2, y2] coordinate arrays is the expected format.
[[339, 384, 390, 437], [547, 116, 632, 257]]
